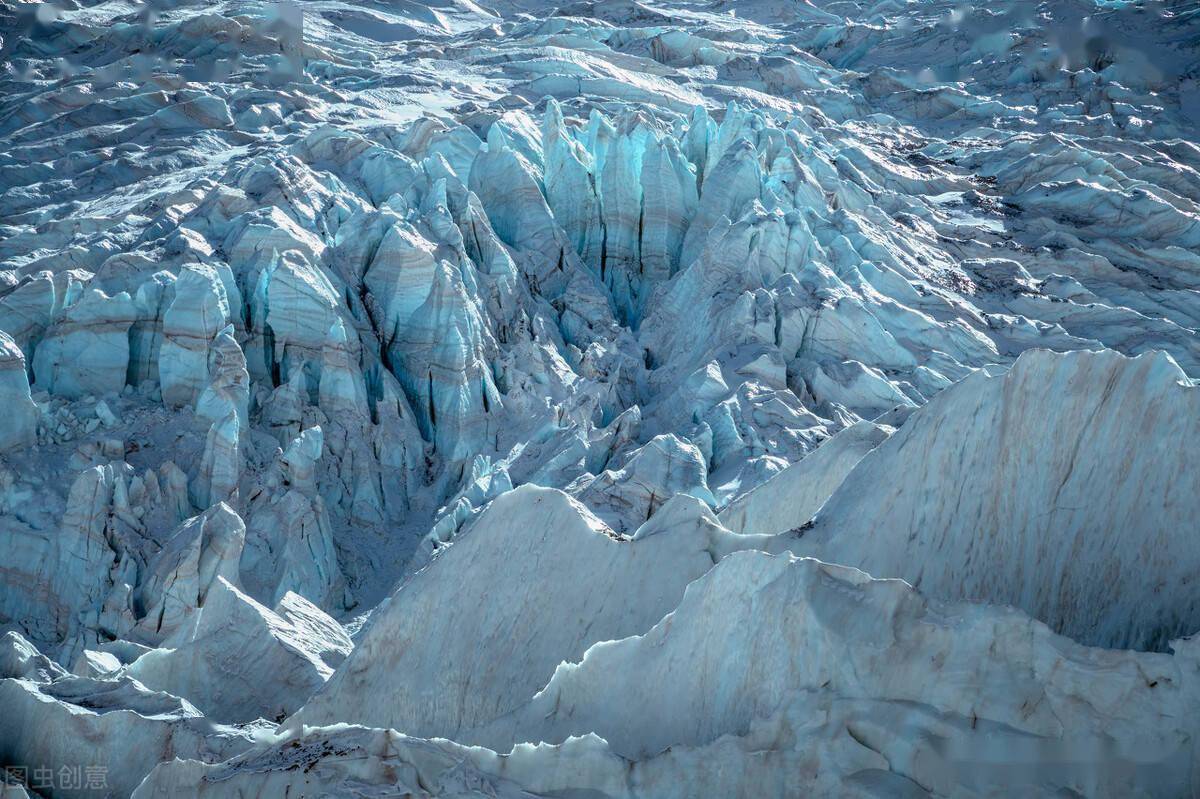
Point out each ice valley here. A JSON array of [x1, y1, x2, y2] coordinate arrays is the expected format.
[[1, 0, 1200, 795]]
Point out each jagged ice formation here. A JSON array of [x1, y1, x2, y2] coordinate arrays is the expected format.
[[1, 0, 1199, 796]]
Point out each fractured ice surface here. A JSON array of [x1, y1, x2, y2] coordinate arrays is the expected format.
[[125, 577, 351, 724], [140, 552, 1200, 798], [2, 0, 1199, 794], [718, 418, 891, 535]]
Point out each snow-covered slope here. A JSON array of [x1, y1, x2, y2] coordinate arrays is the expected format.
[[288, 485, 767, 740], [2, 0, 1199, 794], [794, 347, 1200, 651]]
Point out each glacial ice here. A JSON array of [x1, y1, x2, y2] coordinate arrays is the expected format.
[[2, 0, 1199, 795], [125, 577, 350, 723], [0, 332, 37, 453], [717, 418, 891, 535], [288, 484, 764, 741], [795, 347, 1200, 651]]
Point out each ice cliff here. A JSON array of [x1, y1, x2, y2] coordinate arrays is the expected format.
[[2, 0, 1199, 795]]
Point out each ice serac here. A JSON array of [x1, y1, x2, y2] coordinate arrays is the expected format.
[[470, 124, 579, 301], [32, 287, 136, 399], [1, 452, 222, 659], [542, 100, 602, 277], [312, 317, 416, 523], [132, 502, 245, 643], [289, 485, 758, 741], [571, 433, 716, 532], [719, 420, 890, 534], [540, 102, 696, 327], [0, 632, 256, 799], [317, 319, 368, 419], [159, 264, 231, 409], [392, 261, 501, 460], [0, 331, 38, 451], [190, 407, 239, 511], [241, 426, 346, 609], [638, 130, 697, 291], [797, 348, 1200, 651], [260, 249, 345, 386], [679, 137, 762, 268], [0, 273, 54, 363], [195, 325, 249, 430], [127, 577, 350, 723], [4, 465, 126, 655]]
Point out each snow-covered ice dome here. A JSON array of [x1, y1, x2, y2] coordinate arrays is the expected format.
[[2, 0, 1199, 795]]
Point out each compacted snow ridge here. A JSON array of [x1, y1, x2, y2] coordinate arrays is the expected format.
[[1, 0, 1199, 795]]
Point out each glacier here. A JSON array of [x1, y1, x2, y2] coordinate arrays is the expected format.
[[1, 0, 1199, 795]]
